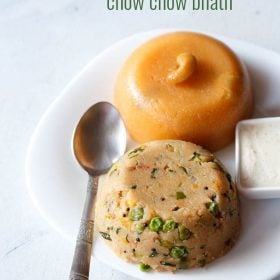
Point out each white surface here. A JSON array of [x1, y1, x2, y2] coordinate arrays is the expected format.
[[236, 118, 280, 199], [1, 1, 280, 279], [26, 29, 280, 280]]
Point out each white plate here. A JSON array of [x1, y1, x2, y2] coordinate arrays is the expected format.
[[26, 29, 280, 280]]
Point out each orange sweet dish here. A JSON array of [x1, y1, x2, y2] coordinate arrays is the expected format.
[[114, 32, 253, 151]]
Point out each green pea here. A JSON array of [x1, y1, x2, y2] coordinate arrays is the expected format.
[[170, 246, 187, 259], [149, 217, 163, 232], [139, 263, 151, 272], [162, 219, 177, 233], [178, 225, 192, 240], [135, 223, 145, 234], [206, 202, 220, 217], [129, 208, 144, 221]]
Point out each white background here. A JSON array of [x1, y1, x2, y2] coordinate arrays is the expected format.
[[1, 0, 280, 279]]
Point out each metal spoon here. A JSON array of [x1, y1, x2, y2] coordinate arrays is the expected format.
[[69, 102, 126, 280]]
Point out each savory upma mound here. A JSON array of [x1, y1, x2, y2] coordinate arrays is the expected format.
[[96, 140, 240, 272]]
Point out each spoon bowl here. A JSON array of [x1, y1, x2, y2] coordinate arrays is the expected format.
[[73, 102, 126, 176]]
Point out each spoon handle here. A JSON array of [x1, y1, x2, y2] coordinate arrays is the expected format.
[[69, 176, 98, 280]]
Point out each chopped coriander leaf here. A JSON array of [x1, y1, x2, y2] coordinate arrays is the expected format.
[[178, 225, 192, 240], [128, 146, 145, 159], [179, 257, 188, 269], [213, 160, 233, 186], [226, 172, 232, 183], [164, 165, 176, 173], [176, 192, 186, 200], [116, 228, 121, 234], [99, 232, 112, 241], [109, 165, 118, 176], [160, 261, 176, 267], [162, 219, 177, 233], [228, 209, 237, 217], [149, 248, 158, 257], [166, 143, 175, 152], [129, 208, 144, 221], [149, 217, 163, 232], [213, 160, 225, 171], [190, 152, 201, 161], [151, 168, 159, 179], [125, 234, 129, 243], [200, 154, 215, 162], [206, 201, 220, 217], [179, 166, 190, 175], [139, 263, 151, 272]]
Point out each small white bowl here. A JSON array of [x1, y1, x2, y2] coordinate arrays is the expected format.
[[236, 117, 280, 199]]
